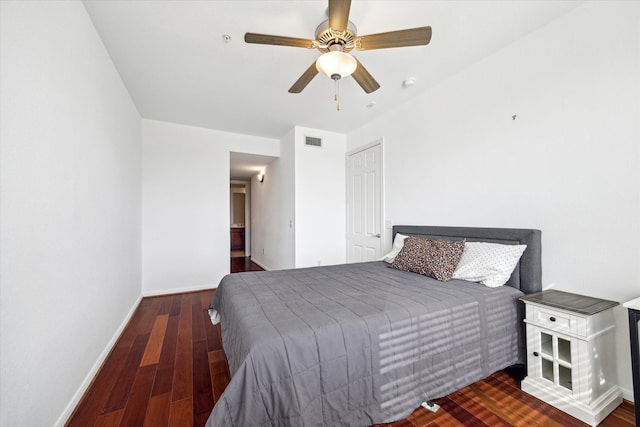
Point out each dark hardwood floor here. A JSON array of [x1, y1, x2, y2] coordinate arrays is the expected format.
[[67, 259, 635, 427], [230, 256, 264, 273]]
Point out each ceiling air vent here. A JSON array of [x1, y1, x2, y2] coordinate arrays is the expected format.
[[305, 136, 322, 148]]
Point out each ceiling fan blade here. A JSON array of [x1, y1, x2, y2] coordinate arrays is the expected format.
[[245, 33, 315, 48], [329, 0, 351, 32], [289, 62, 319, 93], [352, 58, 380, 93], [356, 26, 432, 50]]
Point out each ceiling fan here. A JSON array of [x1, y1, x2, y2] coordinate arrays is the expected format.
[[244, 0, 432, 99]]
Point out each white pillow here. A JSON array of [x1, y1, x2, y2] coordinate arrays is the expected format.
[[452, 242, 527, 287], [381, 233, 409, 263]]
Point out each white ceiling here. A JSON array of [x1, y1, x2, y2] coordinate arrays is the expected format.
[[230, 152, 277, 180], [83, 0, 582, 175]]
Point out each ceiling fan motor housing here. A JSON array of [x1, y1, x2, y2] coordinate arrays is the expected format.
[[315, 19, 358, 52]]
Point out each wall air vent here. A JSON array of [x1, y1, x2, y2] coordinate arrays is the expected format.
[[305, 136, 322, 148]]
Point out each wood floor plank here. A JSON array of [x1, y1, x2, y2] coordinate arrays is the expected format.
[[192, 302, 205, 343], [129, 301, 159, 336], [207, 321, 222, 352], [94, 409, 123, 427], [169, 294, 182, 317], [208, 349, 226, 364], [158, 315, 180, 370], [200, 290, 214, 310], [169, 397, 193, 427], [157, 295, 173, 315], [402, 407, 435, 425], [443, 391, 509, 427], [102, 332, 150, 412], [144, 392, 171, 427], [193, 340, 214, 424], [462, 382, 565, 427], [152, 315, 180, 397], [482, 374, 586, 427], [208, 350, 230, 403], [230, 256, 265, 273], [475, 374, 560, 426], [438, 394, 493, 427], [404, 404, 467, 427], [141, 314, 169, 366], [172, 295, 193, 402], [204, 310, 217, 352], [600, 401, 636, 426], [120, 364, 157, 427]]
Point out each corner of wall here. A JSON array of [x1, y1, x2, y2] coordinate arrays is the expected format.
[[54, 294, 143, 427]]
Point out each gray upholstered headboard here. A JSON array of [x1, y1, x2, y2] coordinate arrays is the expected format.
[[392, 225, 542, 294]]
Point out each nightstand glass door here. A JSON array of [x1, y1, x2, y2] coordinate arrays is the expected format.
[[536, 330, 573, 393]]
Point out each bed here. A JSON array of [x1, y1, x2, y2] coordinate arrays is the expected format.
[[206, 225, 542, 426]]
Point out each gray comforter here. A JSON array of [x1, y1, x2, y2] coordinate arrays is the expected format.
[[206, 261, 524, 426]]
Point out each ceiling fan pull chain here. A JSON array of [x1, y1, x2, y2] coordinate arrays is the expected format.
[[335, 79, 340, 111]]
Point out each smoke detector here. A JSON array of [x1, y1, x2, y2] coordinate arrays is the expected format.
[[402, 78, 416, 88]]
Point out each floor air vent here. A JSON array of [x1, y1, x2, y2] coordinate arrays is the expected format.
[[305, 136, 322, 147]]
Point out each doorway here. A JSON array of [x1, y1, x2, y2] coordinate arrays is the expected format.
[[229, 151, 278, 271], [230, 182, 249, 258]]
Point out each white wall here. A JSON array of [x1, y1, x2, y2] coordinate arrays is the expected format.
[[347, 1, 640, 399], [0, 2, 142, 426], [251, 128, 296, 270], [141, 119, 279, 294], [294, 126, 347, 267], [250, 126, 347, 270]]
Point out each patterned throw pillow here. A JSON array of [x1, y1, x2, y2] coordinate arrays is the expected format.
[[390, 237, 466, 281], [452, 242, 527, 287]]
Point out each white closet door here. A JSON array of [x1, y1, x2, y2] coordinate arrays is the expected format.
[[346, 142, 382, 263]]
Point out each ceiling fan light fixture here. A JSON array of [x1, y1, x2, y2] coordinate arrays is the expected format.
[[316, 51, 357, 80]]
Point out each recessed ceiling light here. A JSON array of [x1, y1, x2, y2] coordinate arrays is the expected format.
[[402, 78, 416, 88]]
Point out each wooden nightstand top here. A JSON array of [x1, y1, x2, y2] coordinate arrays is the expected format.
[[519, 290, 619, 316]]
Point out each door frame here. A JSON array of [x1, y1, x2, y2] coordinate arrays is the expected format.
[[345, 138, 385, 262]]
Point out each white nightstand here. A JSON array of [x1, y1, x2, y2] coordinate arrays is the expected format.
[[520, 290, 622, 426]]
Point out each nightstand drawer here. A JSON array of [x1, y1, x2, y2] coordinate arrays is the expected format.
[[530, 306, 577, 334]]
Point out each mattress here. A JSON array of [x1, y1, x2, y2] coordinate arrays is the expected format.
[[206, 261, 524, 426]]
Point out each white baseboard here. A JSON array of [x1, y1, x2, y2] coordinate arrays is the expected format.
[[250, 259, 270, 271], [619, 386, 633, 402], [54, 293, 143, 427], [142, 283, 218, 297]]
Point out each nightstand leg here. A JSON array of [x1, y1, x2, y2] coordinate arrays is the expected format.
[[629, 308, 640, 427]]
